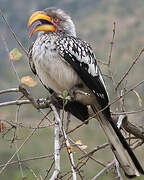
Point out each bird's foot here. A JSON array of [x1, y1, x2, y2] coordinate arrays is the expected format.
[[68, 86, 77, 100], [75, 90, 90, 97], [69, 84, 90, 100]]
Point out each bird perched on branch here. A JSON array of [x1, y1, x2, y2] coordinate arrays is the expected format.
[[27, 7, 144, 177]]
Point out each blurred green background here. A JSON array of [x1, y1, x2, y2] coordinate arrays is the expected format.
[[0, 0, 144, 179]]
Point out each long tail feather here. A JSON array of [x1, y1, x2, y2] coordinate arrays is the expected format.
[[91, 105, 144, 178]]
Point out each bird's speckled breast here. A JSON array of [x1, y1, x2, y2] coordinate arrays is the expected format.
[[32, 34, 81, 93]]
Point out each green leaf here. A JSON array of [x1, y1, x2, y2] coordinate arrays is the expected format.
[[63, 90, 68, 98], [65, 96, 71, 101], [64, 100, 68, 105]]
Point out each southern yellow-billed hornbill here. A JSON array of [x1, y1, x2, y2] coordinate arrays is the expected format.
[[27, 7, 144, 177]]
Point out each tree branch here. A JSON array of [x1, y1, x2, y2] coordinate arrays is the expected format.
[[50, 104, 77, 180], [0, 88, 19, 94], [115, 48, 144, 90], [107, 22, 116, 66], [49, 115, 60, 180], [122, 116, 144, 141], [91, 161, 115, 180], [0, 10, 28, 56], [0, 154, 53, 169]]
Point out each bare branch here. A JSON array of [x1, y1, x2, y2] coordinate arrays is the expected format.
[[2, 119, 54, 130], [115, 48, 144, 90], [0, 88, 19, 94], [19, 84, 39, 109], [50, 104, 77, 180], [62, 132, 77, 179], [112, 108, 144, 116], [0, 99, 31, 107], [122, 116, 144, 141], [97, 22, 116, 66], [0, 85, 51, 109], [69, 138, 106, 167], [14, 106, 25, 179], [108, 22, 116, 66], [44, 160, 55, 180], [132, 140, 144, 150], [114, 156, 123, 180], [0, 97, 51, 109], [79, 142, 109, 160], [0, 10, 28, 56], [49, 108, 60, 180], [91, 161, 115, 180], [100, 79, 144, 116], [0, 31, 20, 82], [0, 154, 54, 169], [24, 165, 39, 180]]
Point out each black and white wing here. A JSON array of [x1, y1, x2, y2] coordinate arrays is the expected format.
[[56, 35, 109, 114]]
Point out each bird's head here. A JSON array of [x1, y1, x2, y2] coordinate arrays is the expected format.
[[27, 7, 76, 38]]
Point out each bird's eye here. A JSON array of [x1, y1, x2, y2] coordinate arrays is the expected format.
[[53, 17, 59, 23]]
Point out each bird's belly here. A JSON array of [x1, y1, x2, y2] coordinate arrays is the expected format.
[[34, 57, 80, 94], [34, 57, 96, 105]]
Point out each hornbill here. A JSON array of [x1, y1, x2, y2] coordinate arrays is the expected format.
[[27, 7, 144, 177]]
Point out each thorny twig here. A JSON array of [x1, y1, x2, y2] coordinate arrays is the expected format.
[[0, 154, 54, 169], [112, 108, 144, 115], [0, 31, 20, 82], [1, 119, 54, 130], [115, 48, 144, 90], [14, 106, 25, 179], [24, 165, 39, 180], [97, 79, 144, 117], [69, 138, 106, 167], [0, 10, 28, 56], [79, 142, 109, 160], [108, 22, 116, 66], [44, 160, 55, 180], [91, 161, 115, 180]]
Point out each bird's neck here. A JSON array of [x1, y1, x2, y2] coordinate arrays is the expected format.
[[38, 31, 76, 39]]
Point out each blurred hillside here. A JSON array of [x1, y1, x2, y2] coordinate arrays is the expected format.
[[0, 0, 144, 179]]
